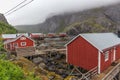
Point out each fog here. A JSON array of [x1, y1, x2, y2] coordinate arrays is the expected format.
[[3, 0, 120, 25]]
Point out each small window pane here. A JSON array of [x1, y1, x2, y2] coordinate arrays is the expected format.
[[105, 51, 109, 61], [13, 43, 18, 47], [21, 42, 26, 46]]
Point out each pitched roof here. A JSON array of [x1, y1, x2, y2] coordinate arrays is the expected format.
[[17, 33, 29, 37], [31, 33, 43, 35], [4, 35, 34, 44], [66, 33, 120, 51], [2, 34, 17, 39], [2, 33, 29, 39]]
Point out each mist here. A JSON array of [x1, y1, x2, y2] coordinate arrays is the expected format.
[[5, 0, 120, 25]]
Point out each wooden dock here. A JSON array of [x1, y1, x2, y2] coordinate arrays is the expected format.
[[76, 59, 120, 80], [17, 49, 66, 57], [91, 59, 120, 80], [40, 48, 66, 54]]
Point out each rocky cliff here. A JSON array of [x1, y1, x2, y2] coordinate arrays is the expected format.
[[15, 3, 120, 35], [0, 13, 16, 34], [0, 13, 8, 24]]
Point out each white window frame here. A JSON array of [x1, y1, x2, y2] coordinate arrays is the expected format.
[[13, 43, 18, 48], [105, 51, 109, 61], [21, 42, 26, 46], [20, 37, 26, 40]]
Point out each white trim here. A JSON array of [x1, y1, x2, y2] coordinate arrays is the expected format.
[[66, 46, 68, 62], [33, 42, 36, 47], [21, 42, 26, 46], [65, 35, 80, 46], [65, 34, 103, 52], [98, 51, 101, 74], [104, 51, 109, 62], [113, 47, 116, 61]]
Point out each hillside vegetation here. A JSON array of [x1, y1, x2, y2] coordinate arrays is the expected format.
[[0, 21, 17, 51], [0, 54, 40, 80], [0, 15, 40, 80], [0, 22, 17, 34]]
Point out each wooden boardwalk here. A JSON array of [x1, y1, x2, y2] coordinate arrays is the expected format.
[[76, 59, 120, 80], [24, 48, 66, 57], [92, 59, 120, 80], [40, 48, 66, 53], [16, 47, 35, 57]]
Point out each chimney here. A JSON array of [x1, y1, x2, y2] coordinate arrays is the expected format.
[[118, 31, 120, 38]]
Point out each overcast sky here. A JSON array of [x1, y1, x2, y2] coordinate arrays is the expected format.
[[0, 0, 120, 26]]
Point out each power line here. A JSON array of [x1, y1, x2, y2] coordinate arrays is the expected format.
[[5, 0, 34, 16], [4, 0, 27, 14]]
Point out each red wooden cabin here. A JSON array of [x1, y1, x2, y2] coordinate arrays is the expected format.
[[47, 33, 56, 38], [58, 33, 68, 37], [66, 33, 120, 74], [4, 35, 35, 51], [30, 33, 44, 39]]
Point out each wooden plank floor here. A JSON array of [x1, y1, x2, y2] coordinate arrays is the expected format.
[[36, 48, 66, 54], [92, 66, 114, 80], [92, 59, 120, 80]]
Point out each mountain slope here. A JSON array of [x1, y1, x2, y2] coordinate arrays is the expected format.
[[0, 13, 16, 34], [0, 14, 8, 24], [15, 3, 120, 35]]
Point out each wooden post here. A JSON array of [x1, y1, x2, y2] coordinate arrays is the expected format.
[[69, 66, 83, 76], [118, 72, 120, 80]]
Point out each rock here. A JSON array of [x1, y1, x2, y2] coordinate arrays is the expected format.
[[57, 69, 64, 74], [48, 75, 55, 80], [0, 13, 8, 23], [43, 59, 48, 64], [71, 77, 78, 80], [33, 57, 43, 64], [48, 65, 56, 71], [38, 63, 46, 68]]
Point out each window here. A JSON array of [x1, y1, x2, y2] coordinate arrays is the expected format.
[[21, 42, 26, 46], [105, 51, 109, 61], [20, 37, 26, 40], [13, 43, 18, 47]]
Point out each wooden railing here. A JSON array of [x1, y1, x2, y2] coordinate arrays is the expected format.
[[102, 63, 120, 80], [79, 67, 98, 80]]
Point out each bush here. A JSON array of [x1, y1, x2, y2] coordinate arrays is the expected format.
[[0, 42, 6, 52], [0, 60, 41, 80], [0, 55, 40, 80], [0, 60, 25, 80]]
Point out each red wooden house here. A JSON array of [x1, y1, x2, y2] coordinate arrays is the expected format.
[[66, 33, 120, 74], [30, 33, 44, 39], [47, 33, 56, 38], [4, 35, 35, 51], [58, 33, 68, 37]]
